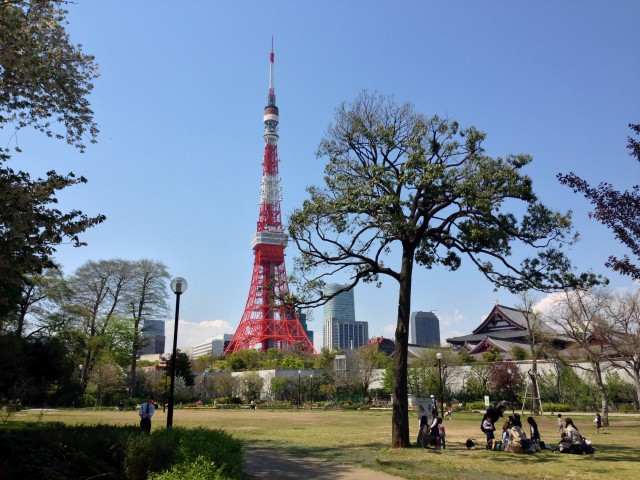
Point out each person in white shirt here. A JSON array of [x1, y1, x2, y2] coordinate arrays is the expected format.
[[139, 395, 155, 432]]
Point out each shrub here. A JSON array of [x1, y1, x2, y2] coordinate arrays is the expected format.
[[0, 424, 243, 480]]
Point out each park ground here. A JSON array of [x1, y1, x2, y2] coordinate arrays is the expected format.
[[8, 408, 640, 480]]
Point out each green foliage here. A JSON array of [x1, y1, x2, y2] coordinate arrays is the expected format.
[[558, 124, 640, 280], [0, 423, 243, 480], [481, 347, 503, 363], [510, 345, 529, 360], [166, 351, 195, 387], [0, 0, 103, 323], [605, 372, 636, 404], [148, 456, 228, 480]]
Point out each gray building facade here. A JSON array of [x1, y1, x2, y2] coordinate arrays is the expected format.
[[139, 319, 166, 355], [322, 283, 368, 350], [410, 311, 440, 347]]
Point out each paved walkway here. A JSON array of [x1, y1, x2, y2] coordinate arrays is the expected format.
[[244, 448, 405, 480]]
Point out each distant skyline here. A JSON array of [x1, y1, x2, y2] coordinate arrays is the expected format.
[[10, 1, 639, 352]]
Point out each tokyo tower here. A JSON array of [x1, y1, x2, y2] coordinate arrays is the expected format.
[[224, 44, 315, 355]]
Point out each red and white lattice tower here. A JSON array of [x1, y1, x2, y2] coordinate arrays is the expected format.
[[224, 44, 315, 355]]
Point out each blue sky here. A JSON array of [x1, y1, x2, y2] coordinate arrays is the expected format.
[[10, 1, 640, 352]]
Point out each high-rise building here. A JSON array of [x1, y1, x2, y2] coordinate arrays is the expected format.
[[297, 309, 314, 347], [139, 319, 165, 355], [322, 284, 368, 350], [322, 284, 355, 322], [409, 311, 441, 347]]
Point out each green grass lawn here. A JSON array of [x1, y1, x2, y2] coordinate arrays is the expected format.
[[8, 408, 640, 480]]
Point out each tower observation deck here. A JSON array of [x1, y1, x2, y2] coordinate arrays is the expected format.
[[224, 44, 315, 355]]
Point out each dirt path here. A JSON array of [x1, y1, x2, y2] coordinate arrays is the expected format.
[[244, 447, 406, 480]]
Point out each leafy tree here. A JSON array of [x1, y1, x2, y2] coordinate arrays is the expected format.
[[558, 124, 640, 279], [225, 349, 262, 371], [604, 372, 636, 405], [89, 361, 125, 408], [0, 0, 103, 322], [166, 350, 195, 387], [65, 259, 132, 392], [0, 167, 105, 323], [289, 92, 592, 447], [354, 344, 390, 399], [213, 372, 240, 401], [0, 0, 99, 149], [280, 355, 305, 370], [464, 362, 492, 400], [488, 361, 524, 410], [242, 372, 264, 402], [482, 347, 503, 363], [510, 345, 528, 361], [11, 267, 69, 338]]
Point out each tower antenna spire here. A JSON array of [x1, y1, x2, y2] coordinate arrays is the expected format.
[[269, 36, 275, 99]]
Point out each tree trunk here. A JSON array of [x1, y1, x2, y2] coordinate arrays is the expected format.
[[633, 368, 640, 409], [530, 359, 541, 414], [391, 247, 414, 448], [593, 362, 609, 427]]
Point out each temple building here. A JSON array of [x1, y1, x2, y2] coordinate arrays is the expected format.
[[446, 303, 571, 360]]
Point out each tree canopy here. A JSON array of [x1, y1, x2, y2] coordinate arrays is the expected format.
[[558, 124, 640, 279], [289, 91, 595, 447], [0, 0, 103, 322]]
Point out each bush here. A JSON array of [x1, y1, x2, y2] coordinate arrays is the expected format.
[[464, 401, 487, 410], [542, 402, 573, 413], [0, 423, 243, 480]]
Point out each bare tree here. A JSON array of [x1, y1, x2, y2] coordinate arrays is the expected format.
[[602, 290, 640, 406], [66, 259, 133, 393], [125, 259, 170, 397], [545, 288, 612, 426], [518, 292, 558, 413]]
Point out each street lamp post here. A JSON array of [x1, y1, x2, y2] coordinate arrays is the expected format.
[[167, 277, 187, 428], [436, 352, 444, 418], [309, 374, 313, 410], [297, 370, 301, 408]]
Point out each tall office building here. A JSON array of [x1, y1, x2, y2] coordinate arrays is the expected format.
[[323, 284, 368, 350], [297, 309, 314, 347], [409, 311, 441, 347], [139, 319, 165, 355], [322, 284, 355, 321]]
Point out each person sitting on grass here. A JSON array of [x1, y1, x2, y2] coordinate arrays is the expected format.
[[506, 416, 530, 453], [555, 418, 583, 454], [527, 417, 542, 451], [502, 415, 514, 450]]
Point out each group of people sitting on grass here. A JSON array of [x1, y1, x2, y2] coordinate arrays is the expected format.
[[478, 403, 594, 454], [481, 405, 541, 452]]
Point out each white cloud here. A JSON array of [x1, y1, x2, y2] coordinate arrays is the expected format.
[[383, 323, 396, 335], [438, 309, 466, 326], [165, 319, 232, 353]]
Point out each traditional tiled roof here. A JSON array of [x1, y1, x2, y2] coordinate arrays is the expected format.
[[446, 304, 569, 350]]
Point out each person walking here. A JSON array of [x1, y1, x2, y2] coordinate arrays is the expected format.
[[594, 413, 605, 433], [139, 395, 155, 433], [556, 414, 563, 433]]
